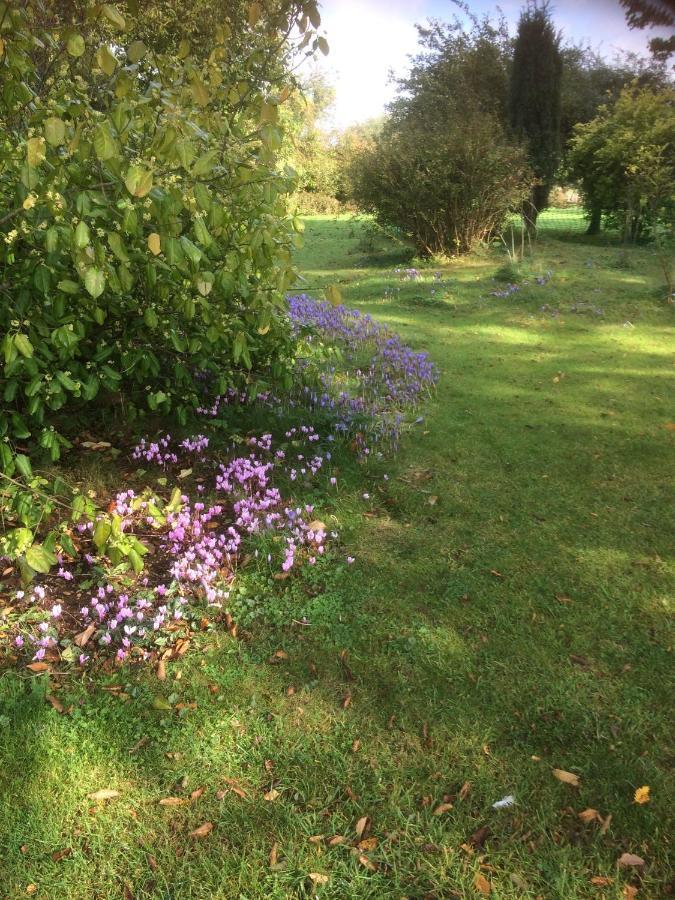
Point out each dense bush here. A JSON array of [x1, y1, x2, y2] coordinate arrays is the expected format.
[[569, 85, 675, 241], [0, 0, 324, 577], [347, 15, 531, 255]]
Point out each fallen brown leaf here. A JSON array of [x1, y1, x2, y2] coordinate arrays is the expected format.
[[552, 768, 580, 787], [26, 662, 49, 673], [270, 649, 288, 662], [157, 659, 167, 681], [190, 822, 213, 839], [474, 872, 491, 894], [269, 842, 279, 867], [26, 885, 37, 895], [358, 854, 378, 872], [468, 825, 491, 849], [600, 813, 612, 835], [52, 848, 72, 862], [459, 781, 472, 801], [190, 787, 205, 801], [87, 789, 120, 801], [351, 739, 361, 753], [158, 797, 186, 806], [618, 853, 645, 868], [328, 835, 347, 846], [433, 802, 453, 816], [578, 808, 601, 824], [74, 624, 96, 648], [590, 875, 613, 886], [264, 788, 280, 802], [355, 816, 371, 839], [308, 872, 329, 887], [45, 694, 65, 714], [147, 854, 158, 872], [623, 886, 638, 899], [358, 837, 378, 851]]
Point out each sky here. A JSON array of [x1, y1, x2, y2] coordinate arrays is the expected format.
[[304, 0, 672, 128]]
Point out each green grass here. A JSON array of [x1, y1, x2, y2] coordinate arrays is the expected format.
[[1, 216, 673, 898]]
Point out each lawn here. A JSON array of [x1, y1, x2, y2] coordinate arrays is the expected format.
[[1, 215, 673, 899]]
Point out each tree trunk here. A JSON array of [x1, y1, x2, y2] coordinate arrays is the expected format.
[[586, 203, 602, 235]]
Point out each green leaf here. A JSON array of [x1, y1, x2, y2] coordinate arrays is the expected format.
[[15, 454, 32, 479], [94, 122, 115, 160], [84, 268, 105, 298], [317, 36, 329, 56], [66, 33, 85, 57], [127, 40, 147, 63], [96, 44, 117, 76], [14, 333, 34, 358], [44, 117, 66, 146], [93, 520, 112, 550], [107, 231, 129, 262], [101, 4, 126, 30], [125, 165, 153, 198], [74, 220, 90, 248], [25, 544, 57, 574], [57, 279, 80, 294]]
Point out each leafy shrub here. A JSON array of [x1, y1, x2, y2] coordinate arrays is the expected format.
[[0, 0, 325, 578], [569, 85, 675, 241], [349, 113, 531, 256]]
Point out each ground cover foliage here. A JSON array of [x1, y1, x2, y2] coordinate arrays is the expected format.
[[1, 215, 673, 898]]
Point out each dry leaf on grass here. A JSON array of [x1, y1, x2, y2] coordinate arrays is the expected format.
[[52, 848, 72, 862], [26, 662, 49, 673], [158, 797, 186, 806], [264, 788, 280, 802], [157, 659, 167, 680], [358, 837, 378, 851], [190, 787, 205, 801], [328, 835, 347, 846], [190, 822, 213, 838], [87, 789, 120, 801], [147, 855, 158, 872], [433, 802, 453, 815], [590, 876, 614, 886], [552, 768, 580, 787], [474, 872, 491, 894], [45, 694, 65, 714], [74, 624, 96, 648], [308, 872, 329, 886], [269, 842, 279, 867], [633, 785, 650, 805], [355, 816, 371, 839], [618, 853, 645, 868], [358, 854, 378, 872], [578, 808, 601, 824], [459, 781, 472, 801], [623, 886, 639, 899]]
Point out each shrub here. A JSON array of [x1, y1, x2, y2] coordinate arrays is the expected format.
[[349, 113, 531, 256], [0, 0, 325, 578], [569, 85, 675, 241]]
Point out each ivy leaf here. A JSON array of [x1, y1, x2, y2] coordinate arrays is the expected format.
[[84, 268, 105, 299]]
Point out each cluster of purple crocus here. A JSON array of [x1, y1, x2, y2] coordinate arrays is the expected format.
[[8, 295, 436, 666], [287, 294, 438, 453]]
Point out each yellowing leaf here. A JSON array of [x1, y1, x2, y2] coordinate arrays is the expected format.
[[147, 233, 161, 256], [96, 45, 117, 76], [44, 117, 66, 146], [325, 284, 342, 307], [634, 785, 650, 805], [552, 768, 580, 787], [248, 2, 262, 26], [101, 4, 126, 30], [125, 165, 153, 198], [27, 137, 46, 167], [474, 873, 491, 895]]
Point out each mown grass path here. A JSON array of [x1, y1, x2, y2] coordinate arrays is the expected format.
[[1, 216, 672, 898]]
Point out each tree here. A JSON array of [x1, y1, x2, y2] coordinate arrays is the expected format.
[[509, 2, 563, 233], [619, 0, 675, 59], [348, 14, 530, 255], [569, 86, 675, 242]]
